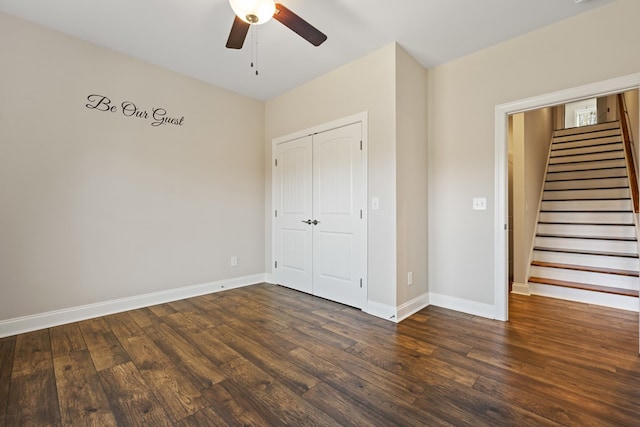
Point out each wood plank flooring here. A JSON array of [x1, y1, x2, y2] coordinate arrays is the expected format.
[[1, 283, 639, 426]]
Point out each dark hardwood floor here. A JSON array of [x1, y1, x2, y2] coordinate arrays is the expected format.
[[1, 283, 639, 426]]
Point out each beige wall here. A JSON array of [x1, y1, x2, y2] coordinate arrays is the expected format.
[[0, 13, 265, 320], [396, 47, 429, 305], [511, 114, 526, 286], [266, 44, 398, 307], [511, 109, 554, 286], [427, 0, 640, 306]]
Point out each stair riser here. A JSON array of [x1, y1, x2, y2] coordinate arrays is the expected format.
[[535, 236, 638, 254], [543, 188, 630, 200], [549, 151, 624, 165], [547, 159, 626, 173], [532, 250, 639, 271], [547, 168, 627, 181], [552, 136, 622, 151], [537, 223, 637, 239], [544, 177, 629, 190], [541, 199, 632, 212], [538, 211, 635, 224], [553, 124, 621, 139], [529, 266, 639, 290]]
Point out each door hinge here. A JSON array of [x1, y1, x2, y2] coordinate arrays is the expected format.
[[360, 278, 363, 288], [275, 210, 278, 218], [360, 209, 363, 219], [275, 261, 278, 269], [275, 159, 278, 166], [360, 140, 362, 151]]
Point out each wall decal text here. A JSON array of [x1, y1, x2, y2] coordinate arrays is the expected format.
[[85, 94, 185, 127]]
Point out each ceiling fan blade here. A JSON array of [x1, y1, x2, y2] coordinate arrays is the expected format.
[[226, 16, 250, 49], [273, 3, 327, 47]]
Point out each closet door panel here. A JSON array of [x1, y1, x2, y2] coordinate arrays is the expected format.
[[312, 123, 364, 308], [273, 136, 313, 293]]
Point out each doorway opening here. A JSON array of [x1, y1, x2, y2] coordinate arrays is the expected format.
[[494, 73, 640, 322]]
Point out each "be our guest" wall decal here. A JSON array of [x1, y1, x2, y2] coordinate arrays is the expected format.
[[85, 94, 185, 127]]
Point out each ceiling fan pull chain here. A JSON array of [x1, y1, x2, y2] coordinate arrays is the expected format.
[[250, 25, 254, 69], [255, 28, 259, 76]]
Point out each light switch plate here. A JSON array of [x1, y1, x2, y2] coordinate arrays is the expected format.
[[473, 197, 487, 211], [371, 197, 380, 210]]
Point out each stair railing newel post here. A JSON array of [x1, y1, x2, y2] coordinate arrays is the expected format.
[[617, 93, 639, 214]]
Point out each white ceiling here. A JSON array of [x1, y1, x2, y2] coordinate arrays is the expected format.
[[0, 0, 617, 101]]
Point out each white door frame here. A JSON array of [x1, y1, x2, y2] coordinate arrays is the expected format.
[[494, 73, 640, 321], [272, 111, 368, 310]]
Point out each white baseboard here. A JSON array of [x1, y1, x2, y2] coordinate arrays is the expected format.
[[511, 282, 531, 296], [529, 283, 639, 312], [397, 293, 430, 322], [429, 292, 497, 319], [366, 300, 398, 322], [0, 274, 267, 338]]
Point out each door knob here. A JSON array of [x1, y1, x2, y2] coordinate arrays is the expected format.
[[312, 220, 320, 225], [301, 219, 312, 224]]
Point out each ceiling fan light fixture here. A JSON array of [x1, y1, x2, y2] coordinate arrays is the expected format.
[[229, 0, 276, 25]]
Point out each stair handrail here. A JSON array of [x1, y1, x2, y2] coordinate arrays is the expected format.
[[617, 93, 639, 213]]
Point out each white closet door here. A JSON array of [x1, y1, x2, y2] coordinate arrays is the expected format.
[[312, 122, 364, 308], [273, 135, 313, 294]]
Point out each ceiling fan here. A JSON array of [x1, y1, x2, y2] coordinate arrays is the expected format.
[[226, 0, 327, 49]]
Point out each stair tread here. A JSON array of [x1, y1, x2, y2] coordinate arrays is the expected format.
[[534, 246, 639, 258], [528, 277, 639, 297], [553, 122, 620, 137], [552, 141, 622, 151], [544, 187, 628, 191], [538, 221, 635, 227], [531, 261, 639, 277], [546, 176, 629, 182], [536, 233, 637, 242], [540, 210, 633, 213], [542, 198, 631, 202], [551, 149, 624, 159]]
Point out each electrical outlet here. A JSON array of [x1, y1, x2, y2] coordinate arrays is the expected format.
[[230, 256, 238, 267], [472, 197, 487, 211], [408, 272, 413, 286]]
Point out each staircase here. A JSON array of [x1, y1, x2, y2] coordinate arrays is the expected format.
[[528, 121, 640, 309]]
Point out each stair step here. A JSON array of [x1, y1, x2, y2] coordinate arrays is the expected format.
[[531, 261, 639, 277], [535, 236, 638, 254], [553, 122, 620, 138], [536, 233, 637, 242], [528, 277, 639, 297], [546, 167, 627, 181], [544, 177, 629, 190], [552, 137, 622, 152], [533, 250, 640, 272], [549, 150, 624, 165], [543, 188, 630, 200], [534, 246, 639, 258], [547, 159, 626, 173], [537, 223, 637, 239], [538, 211, 634, 224], [540, 199, 632, 212]]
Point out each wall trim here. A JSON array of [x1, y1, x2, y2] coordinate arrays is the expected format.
[[366, 300, 398, 322], [429, 292, 497, 319], [396, 293, 430, 322], [494, 72, 640, 321], [0, 274, 267, 338], [511, 282, 531, 296]]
